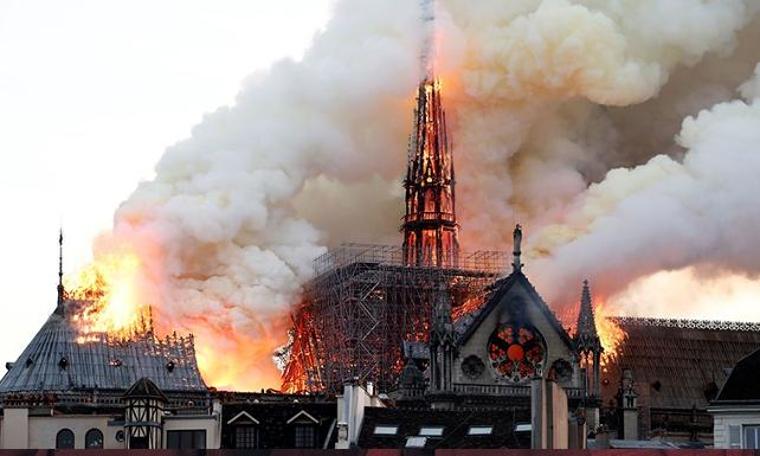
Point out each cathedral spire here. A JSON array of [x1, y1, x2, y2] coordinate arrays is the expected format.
[[401, 78, 459, 267], [55, 227, 65, 316]]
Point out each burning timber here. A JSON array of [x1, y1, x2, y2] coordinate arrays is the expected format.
[[282, 78, 514, 393], [282, 244, 510, 393]]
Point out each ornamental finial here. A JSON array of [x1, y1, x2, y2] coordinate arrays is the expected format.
[[512, 224, 523, 272]]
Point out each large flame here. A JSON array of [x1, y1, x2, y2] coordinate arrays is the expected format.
[[594, 301, 626, 366], [64, 251, 148, 341]]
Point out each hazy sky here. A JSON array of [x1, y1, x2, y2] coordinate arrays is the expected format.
[[0, 0, 331, 365]]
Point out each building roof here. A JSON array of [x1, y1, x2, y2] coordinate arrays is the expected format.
[[221, 400, 338, 449], [0, 303, 207, 395], [714, 346, 760, 402], [602, 317, 760, 410], [357, 406, 531, 449]]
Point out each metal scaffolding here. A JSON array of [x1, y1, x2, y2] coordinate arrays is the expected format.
[[282, 244, 508, 393]]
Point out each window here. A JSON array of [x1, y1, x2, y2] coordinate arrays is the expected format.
[[294, 424, 316, 448], [85, 428, 104, 449], [745, 425, 760, 449], [234, 426, 259, 449], [515, 423, 532, 432], [406, 436, 427, 448], [373, 425, 398, 435], [167, 430, 207, 449], [56, 429, 75, 449], [419, 426, 444, 437], [729, 425, 741, 449], [467, 425, 493, 436]]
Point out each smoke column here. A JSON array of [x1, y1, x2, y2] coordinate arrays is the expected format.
[[89, 0, 760, 389]]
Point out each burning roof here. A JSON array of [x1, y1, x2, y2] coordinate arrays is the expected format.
[[0, 300, 206, 394]]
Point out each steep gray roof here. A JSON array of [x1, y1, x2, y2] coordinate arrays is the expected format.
[[602, 317, 760, 410], [0, 302, 207, 394]]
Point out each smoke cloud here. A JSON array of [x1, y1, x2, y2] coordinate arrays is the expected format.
[[88, 0, 760, 389]]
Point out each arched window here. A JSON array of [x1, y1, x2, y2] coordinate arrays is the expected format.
[[56, 429, 75, 449], [85, 428, 104, 449]]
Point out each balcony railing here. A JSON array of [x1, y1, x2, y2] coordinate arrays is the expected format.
[[452, 383, 585, 398], [403, 211, 457, 224]]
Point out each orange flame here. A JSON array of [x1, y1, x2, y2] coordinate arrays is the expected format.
[[594, 301, 626, 366], [64, 251, 148, 342]]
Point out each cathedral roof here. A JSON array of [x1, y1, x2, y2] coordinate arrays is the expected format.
[[0, 302, 207, 395], [602, 317, 760, 410]]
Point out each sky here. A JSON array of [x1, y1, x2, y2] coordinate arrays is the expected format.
[[0, 0, 332, 366]]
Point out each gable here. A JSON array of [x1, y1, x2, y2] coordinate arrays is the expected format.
[[286, 409, 320, 424], [457, 272, 573, 351], [227, 411, 260, 425]]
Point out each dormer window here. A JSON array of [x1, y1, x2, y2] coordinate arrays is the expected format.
[[294, 424, 316, 448], [467, 425, 493, 436], [227, 411, 261, 449], [374, 425, 399, 435], [419, 426, 444, 437], [287, 410, 320, 449], [234, 426, 259, 449], [406, 436, 427, 448]]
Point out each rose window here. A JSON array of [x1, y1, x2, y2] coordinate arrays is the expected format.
[[487, 323, 546, 382]]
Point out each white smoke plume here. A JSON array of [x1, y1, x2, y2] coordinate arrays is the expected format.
[[87, 0, 760, 389]]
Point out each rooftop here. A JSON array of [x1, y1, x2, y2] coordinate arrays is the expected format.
[[0, 301, 207, 396]]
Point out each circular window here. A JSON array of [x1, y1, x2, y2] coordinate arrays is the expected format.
[[487, 323, 546, 383], [461, 355, 485, 380], [549, 358, 574, 384]]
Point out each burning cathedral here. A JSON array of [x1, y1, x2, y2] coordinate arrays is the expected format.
[[2, 60, 760, 451], [280, 74, 760, 448], [281, 76, 606, 444]]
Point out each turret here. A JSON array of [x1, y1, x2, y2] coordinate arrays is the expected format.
[[574, 280, 603, 429]]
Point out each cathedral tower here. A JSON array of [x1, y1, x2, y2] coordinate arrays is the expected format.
[[402, 78, 459, 267]]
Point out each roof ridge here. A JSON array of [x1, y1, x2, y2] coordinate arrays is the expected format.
[[609, 316, 760, 331]]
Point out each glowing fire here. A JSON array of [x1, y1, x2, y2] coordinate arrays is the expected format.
[[594, 301, 626, 365], [64, 251, 147, 341]]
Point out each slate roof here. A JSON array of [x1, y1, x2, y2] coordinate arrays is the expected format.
[[0, 302, 207, 394], [602, 317, 760, 410], [714, 346, 760, 402], [357, 406, 531, 449]]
